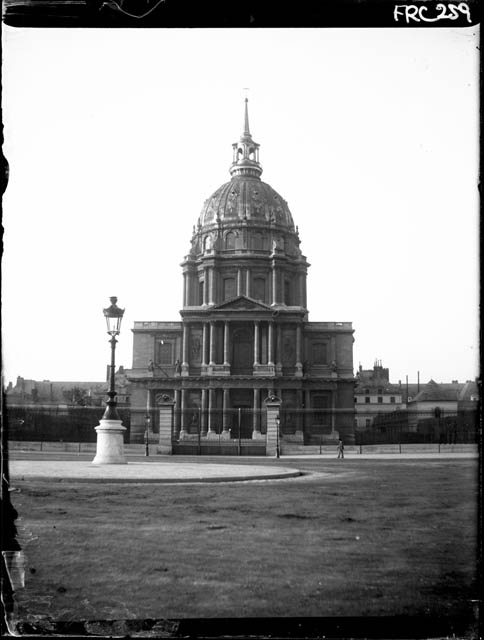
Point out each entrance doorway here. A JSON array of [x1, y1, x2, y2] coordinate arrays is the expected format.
[[230, 389, 253, 439], [232, 327, 254, 374]]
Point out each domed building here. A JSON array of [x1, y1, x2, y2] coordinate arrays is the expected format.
[[128, 100, 355, 452]]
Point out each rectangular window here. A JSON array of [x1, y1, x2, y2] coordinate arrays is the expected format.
[[223, 278, 236, 301], [313, 394, 329, 425], [378, 396, 383, 404], [365, 418, 371, 427], [284, 279, 291, 305], [312, 343, 328, 365], [254, 277, 265, 302], [158, 342, 172, 365], [365, 397, 370, 404], [390, 396, 395, 403]]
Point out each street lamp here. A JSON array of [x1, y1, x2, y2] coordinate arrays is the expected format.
[[102, 297, 125, 420], [144, 414, 151, 457], [92, 297, 127, 465], [275, 414, 280, 459]]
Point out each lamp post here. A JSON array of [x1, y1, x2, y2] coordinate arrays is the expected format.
[[275, 414, 280, 459], [144, 414, 151, 457], [92, 297, 127, 465]]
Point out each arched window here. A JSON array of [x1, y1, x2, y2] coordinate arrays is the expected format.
[[312, 343, 328, 365], [225, 232, 235, 250], [284, 279, 291, 305], [254, 277, 265, 302], [204, 235, 212, 251]]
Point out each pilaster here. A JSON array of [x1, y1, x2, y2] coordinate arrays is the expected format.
[[157, 395, 174, 455]]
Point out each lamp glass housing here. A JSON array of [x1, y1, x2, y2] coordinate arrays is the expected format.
[[103, 297, 125, 336]]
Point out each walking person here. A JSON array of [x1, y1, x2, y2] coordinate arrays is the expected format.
[[337, 438, 344, 459]]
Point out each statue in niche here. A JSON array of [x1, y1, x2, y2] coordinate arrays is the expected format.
[[191, 337, 201, 361], [272, 237, 284, 251], [283, 336, 295, 362], [226, 188, 238, 214], [174, 360, 181, 374]]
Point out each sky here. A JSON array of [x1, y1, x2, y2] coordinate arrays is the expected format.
[[1, 26, 480, 387]]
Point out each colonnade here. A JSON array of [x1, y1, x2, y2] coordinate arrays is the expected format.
[[182, 263, 308, 308], [181, 320, 303, 373], [173, 386, 269, 439]]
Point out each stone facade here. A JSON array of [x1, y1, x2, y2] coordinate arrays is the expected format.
[[127, 100, 356, 448], [354, 361, 405, 430]]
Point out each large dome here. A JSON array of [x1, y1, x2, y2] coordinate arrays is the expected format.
[[198, 176, 295, 230]]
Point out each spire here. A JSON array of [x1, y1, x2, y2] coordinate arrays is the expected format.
[[243, 97, 251, 137], [230, 96, 262, 179]]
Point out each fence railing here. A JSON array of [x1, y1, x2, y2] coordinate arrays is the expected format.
[[4, 404, 479, 446], [4, 404, 131, 443]]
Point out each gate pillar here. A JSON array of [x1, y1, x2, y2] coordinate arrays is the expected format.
[[265, 395, 282, 457], [157, 394, 175, 455]]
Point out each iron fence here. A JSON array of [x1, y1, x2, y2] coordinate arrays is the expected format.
[[4, 404, 132, 443], [4, 403, 479, 449]]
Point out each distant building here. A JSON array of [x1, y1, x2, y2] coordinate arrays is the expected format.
[[4, 367, 130, 409], [407, 379, 463, 417], [354, 361, 404, 430]]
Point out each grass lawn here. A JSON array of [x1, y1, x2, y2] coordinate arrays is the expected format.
[[9, 458, 478, 625]]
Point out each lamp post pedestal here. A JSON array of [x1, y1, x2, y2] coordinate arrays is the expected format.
[[92, 419, 127, 464], [92, 297, 126, 464]]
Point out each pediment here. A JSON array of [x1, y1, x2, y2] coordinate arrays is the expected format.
[[213, 296, 272, 311]]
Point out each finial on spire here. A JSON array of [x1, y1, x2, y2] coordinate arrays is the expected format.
[[230, 91, 262, 179], [243, 88, 250, 136]]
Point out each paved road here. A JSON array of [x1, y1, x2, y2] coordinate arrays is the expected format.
[[7, 449, 478, 485]]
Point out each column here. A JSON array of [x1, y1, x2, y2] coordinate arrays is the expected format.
[[237, 269, 243, 296], [202, 322, 208, 367], [254, 321, 260, 366], [180, 389, 188, 437], [276, 324, 282, 370], [268, 321, 274, 365], [252, 388, 263, 439], [223, 321, 230, 365], [296, 389, 304, 438], [209, 321, 216, 365], [209, 268, 216, 305], [207, 388, 216, 436], [295, 324, 303, 376], [272, 266, 277, 305], [174, 389, 181, 438], [245, 269, 251, 298], [304, 389, 311, 434], [222, 388, 230, 437], [203, 268, 209, 305], [299, 273, 305, 306], [183, 273, 188, 307], [201, 388, 208, 435], [181, 324, 189, 375]]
